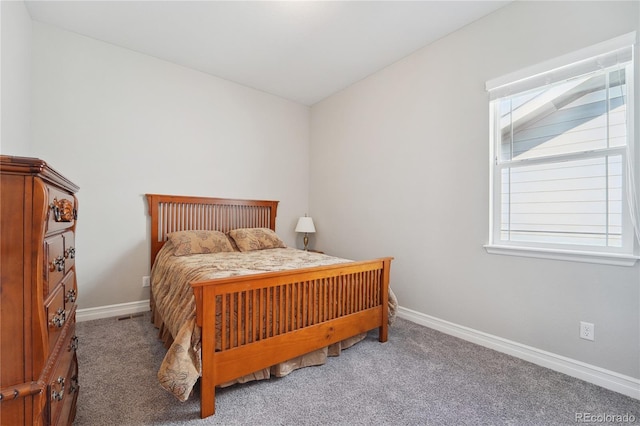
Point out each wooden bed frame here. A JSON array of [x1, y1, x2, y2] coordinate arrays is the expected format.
[[146, 194, 393, 418]]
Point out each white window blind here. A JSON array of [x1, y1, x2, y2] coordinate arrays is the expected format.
[[486, 33, 638, 264]]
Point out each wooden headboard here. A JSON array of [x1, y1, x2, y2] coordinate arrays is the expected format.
[[145, 194, 279, 266]]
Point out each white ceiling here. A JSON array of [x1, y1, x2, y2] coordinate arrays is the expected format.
[[25, 1, 511, 105]]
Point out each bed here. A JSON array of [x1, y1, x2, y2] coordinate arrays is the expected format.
[[145, 194, 394, 418]]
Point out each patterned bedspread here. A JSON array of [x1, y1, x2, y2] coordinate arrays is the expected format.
[[150, 242, 397, 401]]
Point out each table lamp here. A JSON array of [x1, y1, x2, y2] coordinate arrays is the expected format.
[[295, 215, 316, 251]]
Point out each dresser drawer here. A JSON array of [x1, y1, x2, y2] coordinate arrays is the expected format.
[[45, 235, 65, 295], [46, 185, 77, 234], [45, 286, 67, 354], [47, 328, 79, 426]]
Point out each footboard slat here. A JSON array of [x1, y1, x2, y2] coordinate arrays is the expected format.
[[192, 257, 392, 418], [221, 294, 226, 350]]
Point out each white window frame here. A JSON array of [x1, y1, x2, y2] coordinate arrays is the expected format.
[[485, 32, 639, 266]]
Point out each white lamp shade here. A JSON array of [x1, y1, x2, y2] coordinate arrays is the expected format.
[[295, 216, 316, 233]]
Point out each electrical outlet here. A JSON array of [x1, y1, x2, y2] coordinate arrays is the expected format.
[[580, 321, 594, 341], [142, 276, 150, 288]]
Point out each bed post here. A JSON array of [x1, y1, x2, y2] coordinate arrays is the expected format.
[[199, 285, 216, 418], [379, 257, 392, 343], [145, 194, 161, 266]]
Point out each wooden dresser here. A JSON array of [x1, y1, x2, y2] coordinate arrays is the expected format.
[[0, 156, 79, 425]]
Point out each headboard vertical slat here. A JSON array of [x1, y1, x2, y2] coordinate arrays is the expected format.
[[146, 194, 279, 266], [239, 205, 246, 229], [202, 204, 208, 231], [185, 203, 190, 231], [178, 203, 184, 232], [172, 203, 176, 233]]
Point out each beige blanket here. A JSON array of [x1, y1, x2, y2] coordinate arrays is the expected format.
[[150, 243, 397, 401]]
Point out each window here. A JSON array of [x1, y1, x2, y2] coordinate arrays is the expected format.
[[486, 33, 639, 266]]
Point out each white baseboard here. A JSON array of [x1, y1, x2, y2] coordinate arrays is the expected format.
[[76, 300, 150, 322], [397, 306, 640, 400]]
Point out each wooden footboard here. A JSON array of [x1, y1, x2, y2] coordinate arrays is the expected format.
[[192, 257, 392, 418]]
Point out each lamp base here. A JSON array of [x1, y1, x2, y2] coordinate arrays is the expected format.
[[303, 234, 309, 251]]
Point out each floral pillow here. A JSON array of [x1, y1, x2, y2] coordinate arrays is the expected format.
[[167, 230, 236, 256], [227, 228, 286, 252]]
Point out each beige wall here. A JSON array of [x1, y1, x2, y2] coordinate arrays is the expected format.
[[310, 1, 640, 380], [30, 22, 311, 309], [1, 0, 32, 155]]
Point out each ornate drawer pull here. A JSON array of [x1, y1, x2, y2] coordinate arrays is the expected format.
[[69, 335, 79, 352], [65, 289, 77, 303], [65, 247, 76, 259], [50, 308, 67, 329], [51, 376, 65, 401], [49, 255, 65, 272], [50, 198, 75, 223], [51, 202, 61, 222]]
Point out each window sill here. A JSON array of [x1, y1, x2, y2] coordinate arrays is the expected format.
[[484, 244, 639, 267]]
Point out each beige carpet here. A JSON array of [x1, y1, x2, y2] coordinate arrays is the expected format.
[[73, 312, 639, 425]]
